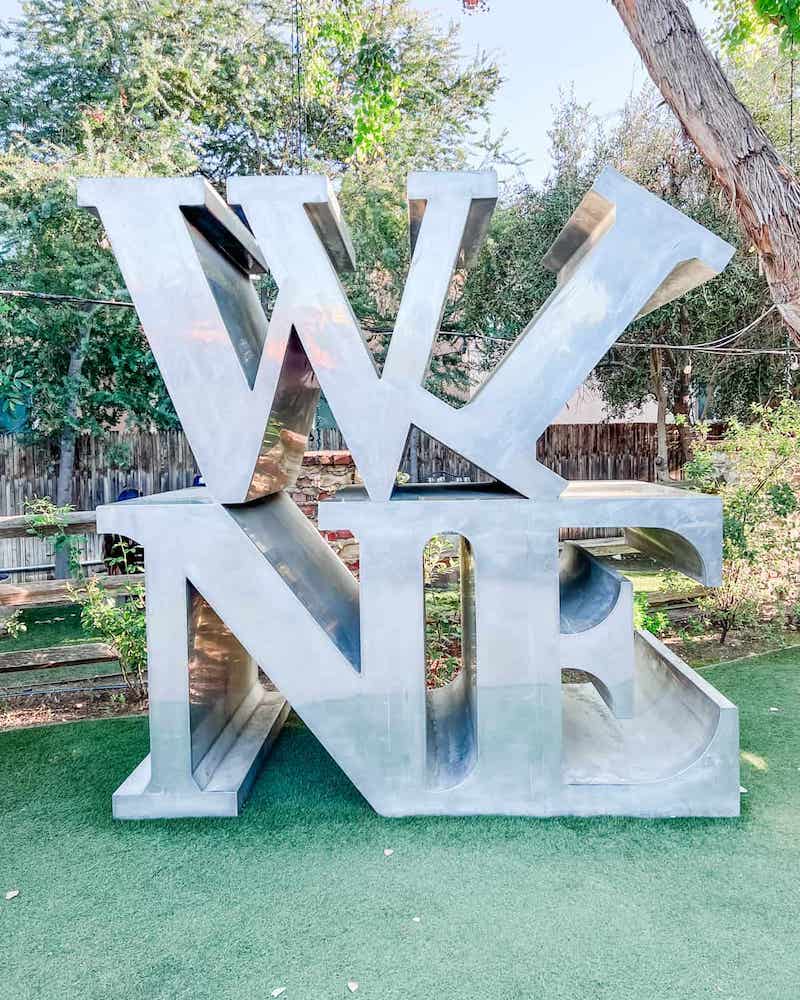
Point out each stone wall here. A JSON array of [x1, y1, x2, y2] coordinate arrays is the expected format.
[[293, 451, 360, 575]]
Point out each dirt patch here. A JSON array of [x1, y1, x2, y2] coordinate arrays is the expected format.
[[665, 626, 800, 669], [0, 689, 147, 731]]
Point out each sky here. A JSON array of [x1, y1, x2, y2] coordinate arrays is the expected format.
[[0, 0, 716, 183], [412, 0, 716, 183]]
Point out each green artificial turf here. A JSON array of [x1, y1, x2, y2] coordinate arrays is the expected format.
[[0, 605, 113, 693], [0, 605, 98, 652], [3, 650, 800, 1000]]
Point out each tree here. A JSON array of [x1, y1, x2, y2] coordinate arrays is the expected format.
[[0, 0, 503, 574], [611, 0, 800, 344], [0, 154, 181, 573], [0, 0, 500, 180], [710, 0, 800, 50], [456, 89, 788, 474]]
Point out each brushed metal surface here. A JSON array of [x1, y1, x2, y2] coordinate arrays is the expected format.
[[83, 167, 739, 819]]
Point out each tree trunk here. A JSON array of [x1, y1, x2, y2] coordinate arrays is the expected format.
[[650, 347, 671, 482], [673, 362, 692, 468], [672, 309, 693, 469], [408, 425, 420, 484], [54, 322, 91, 578], [611, 0, 800, 343]]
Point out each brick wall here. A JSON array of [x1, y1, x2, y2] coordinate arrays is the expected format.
[[293, 451, 360, 575]]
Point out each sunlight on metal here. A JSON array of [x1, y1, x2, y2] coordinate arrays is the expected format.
[[78, 167, 740, 819]]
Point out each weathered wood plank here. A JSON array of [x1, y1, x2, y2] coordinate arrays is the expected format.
[[0, 510, 97, 540], [647, 587, 705, 607], [0, 641, 117, 675], [0, 573, 144, 608]]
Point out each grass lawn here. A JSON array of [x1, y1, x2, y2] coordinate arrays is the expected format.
[[2, 649, 800, 999], [0, 605, 99, 652], [0, 606, 118, 697]]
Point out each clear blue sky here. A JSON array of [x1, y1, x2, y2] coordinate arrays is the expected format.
[[0, 0, 715, 182], [412, 0, 716, 182]]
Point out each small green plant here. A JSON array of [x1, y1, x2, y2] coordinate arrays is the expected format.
[[423, 534, 458, 587], [105, 536, 143, 575], [2, 609, 27, 639], [73, 578, 147, 700], [678, 615, 709, 640], [633, 592, 669, 638], [24, 496, 85, 578], [423, 535, 463, 687], [425, 590, 462, 687]]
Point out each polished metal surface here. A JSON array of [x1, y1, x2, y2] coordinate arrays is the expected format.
[[78, 177, 320, 503], [86, 167, 740, 819]]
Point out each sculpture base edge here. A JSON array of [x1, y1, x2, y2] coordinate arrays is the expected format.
[[112, 691, 289, 820]]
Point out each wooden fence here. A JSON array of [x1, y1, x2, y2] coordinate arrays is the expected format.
[[538, 423, 683, 481], [0, 432, 199, 577], [1, 423, 682, 576], [312, 422, 683, 483]]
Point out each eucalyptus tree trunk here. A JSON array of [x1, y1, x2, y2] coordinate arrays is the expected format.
[[611, 0, 800, 343], [53, 321, 91, 578]]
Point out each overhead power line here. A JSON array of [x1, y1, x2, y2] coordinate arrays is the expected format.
[[675, 305, 776, 350], [0, 290, 791, 359], [0, 289, 135, 309]]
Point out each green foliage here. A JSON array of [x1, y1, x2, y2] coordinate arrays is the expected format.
[[24, 495, 85, 577], [0, 156, 180, 444], [458, 86, 786, 423], [423, 534, 455, 587], [75, 578, 147, 699], [0, 0, 503, 454], [424, 590, 462, 687], [307, 2, 402, 159], [0, 0, 500, 179], [423, 535, 463, 687], [633, 591, 669, 637], [710, 0, 800, 50], [685, 399, 800, 642], [0, 362, 31, 417], [2, 609, 27, 639], [104, 536, 144, 576]]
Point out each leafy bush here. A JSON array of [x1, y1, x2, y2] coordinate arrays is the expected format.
[[424, 535, 463, 687], [74, 579, 147, 700], [2, 609, 27, 639], [685, 400, 800, 643], [425, 590, 462, 687], [633, 592, 669, 637]]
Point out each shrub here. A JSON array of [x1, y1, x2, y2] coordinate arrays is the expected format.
[[2, 609, 27, 639], [633, 591, 669, 637], [685, 400, 800, 643], [74, 578, 147, 700]]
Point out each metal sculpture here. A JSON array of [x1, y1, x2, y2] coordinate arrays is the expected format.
[[78, 167, 740, 819]]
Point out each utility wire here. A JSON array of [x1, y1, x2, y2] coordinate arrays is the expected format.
[[0, 291, 791, 358], [615, 343, 792, 357], [673, 305, 776, 349], [0, 289, 135, 309]]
